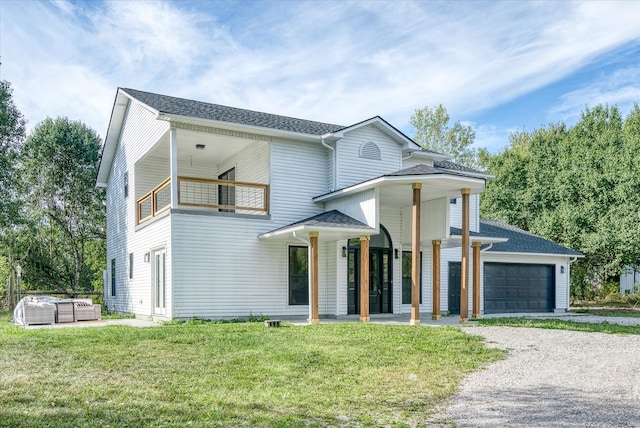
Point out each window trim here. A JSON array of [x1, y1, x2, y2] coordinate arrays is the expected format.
[[288, 245, 309, 306], [111, 258, 116, 297], [129, 253, 134, 280], [401, 251, 422, 304]]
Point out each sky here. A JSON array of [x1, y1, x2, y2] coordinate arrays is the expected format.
[[1, 0, 639, 153]]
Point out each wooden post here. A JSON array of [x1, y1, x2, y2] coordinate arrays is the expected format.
[[472, 241, 481, 319], [309, 232, 319, 324], [7, 274, 15, 310], [432, 240, 441, 320], [411, 183, 422, 325], [460, 188, 470, 323], [170, 128, 179, 209], [360, 235, 370, 322]]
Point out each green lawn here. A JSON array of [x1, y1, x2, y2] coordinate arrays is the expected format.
[[478, 317, 640, 335], [0, 311, 503, 427]]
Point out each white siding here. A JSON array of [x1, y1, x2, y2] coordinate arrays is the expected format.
[[319, 241, 336, 315], [105, 100, 172, 315], [270, 139, 329, 227], [401, 197, 450, 245], [336, 126, 402, 189], [171, 213, 338, 319], [449, 194, 480, 232], [217, 140, 270, 185], [325, 189, 378, 228], [135, 156, 170, 198]]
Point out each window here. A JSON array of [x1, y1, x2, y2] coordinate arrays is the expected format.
[[289, 246, 308, 305], [129, 253, 134, 279], [218, 167, 236, 213], [124, 172, 129, 198], [111, 258, 116, 296], [402, 251, 422, 304], [450, 198, 457, 204]]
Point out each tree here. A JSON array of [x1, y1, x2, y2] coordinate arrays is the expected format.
[[480, 104, 640, 299], [0, 80, 26, 228], [16, 117, 105, 294], [410, 104, 480, 167]]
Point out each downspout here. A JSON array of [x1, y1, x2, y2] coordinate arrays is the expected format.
[[320, 135, 336, 191], [480, 243, 494, 252]]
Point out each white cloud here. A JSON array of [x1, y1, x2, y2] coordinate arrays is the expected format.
[[1, 0, 638, 139], [549, 65, 640, 123]]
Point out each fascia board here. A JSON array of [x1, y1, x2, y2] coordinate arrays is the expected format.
[[156, 112, 321, 143], [313, 175, 486, 203]]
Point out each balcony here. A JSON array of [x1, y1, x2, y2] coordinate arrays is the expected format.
[[137, 176, 269, 224]]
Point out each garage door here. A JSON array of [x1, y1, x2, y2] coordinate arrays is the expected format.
[[484, 263, 555, 314]]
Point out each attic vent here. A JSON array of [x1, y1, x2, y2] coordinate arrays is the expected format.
[[359, 142, 381, 160]]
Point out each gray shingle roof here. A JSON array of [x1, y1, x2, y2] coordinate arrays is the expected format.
[[384, 163, 486, 179], [449, 227, 485, 238], [265, 210, 375, 235], [477, 220, 582, 256], [121, 88, 344, 135], [434, 160, 486, 174]]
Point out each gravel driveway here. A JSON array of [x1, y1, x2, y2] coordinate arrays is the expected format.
[[435, 324, 640, 427]]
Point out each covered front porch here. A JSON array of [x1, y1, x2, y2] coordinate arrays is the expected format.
[[135, 125, 270, 225], [265, 164, 502, 324]]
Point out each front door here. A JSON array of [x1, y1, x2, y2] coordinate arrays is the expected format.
[[153, 248, 166, 315], [347, 225, 393, 315]]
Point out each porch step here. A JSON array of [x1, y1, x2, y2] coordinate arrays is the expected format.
[[264, 319, 281, 327]]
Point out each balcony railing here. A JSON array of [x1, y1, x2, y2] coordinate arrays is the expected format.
[[137, 176, 269, 224]]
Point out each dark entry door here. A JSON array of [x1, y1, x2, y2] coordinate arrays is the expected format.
[[347, 248, 392, 314], [448, 262, 461, 315]]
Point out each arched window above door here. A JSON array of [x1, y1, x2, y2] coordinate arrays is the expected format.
[[348, 224, 392, 249]]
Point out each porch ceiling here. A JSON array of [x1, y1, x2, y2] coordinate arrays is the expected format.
[[145, 128, 254, 166], [378, 175, 485, 207]]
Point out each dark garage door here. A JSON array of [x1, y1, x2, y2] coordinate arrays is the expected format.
[[484, 263, 555, 314]]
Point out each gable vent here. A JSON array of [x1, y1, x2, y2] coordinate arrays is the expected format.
[[359, 142, 381, 160]]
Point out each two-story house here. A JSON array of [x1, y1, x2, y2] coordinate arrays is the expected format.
[[96, 88, 581, 323]]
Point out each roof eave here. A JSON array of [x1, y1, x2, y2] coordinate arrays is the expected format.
[[96, 89, 136, 187], [313, 174, 486, 203], [157, 112, 323, 143], [258, 224, 376, 240], [484, 250, 585, 257]]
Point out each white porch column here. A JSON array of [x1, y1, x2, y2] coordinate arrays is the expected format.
[[309, 232, 319, 324], [460, 188, 470, 323], [170, 128, 179, 209], [411, 183, 422, 325]]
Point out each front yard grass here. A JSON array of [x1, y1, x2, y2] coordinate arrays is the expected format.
[[0, 310, 503, 427], [478, 317, 640, 335]]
